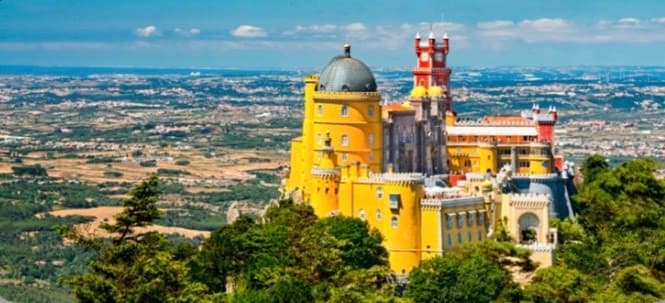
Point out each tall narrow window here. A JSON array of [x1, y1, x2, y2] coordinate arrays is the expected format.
[[317, 133, 322, 146], [341, 134, 349, 146], [359, 209, 365, 220], [391, 216, 398, 228], [317, 104, 323, 116], [368, 104, 375, 117], [368, 133, 374, 146], [341, 152, 348, 160], [376, 187, 384, 199], [447, 233, 452, 246], [457, 232, 462, 244], [341, 105, 349, 117], [376, 209, 382, 220]]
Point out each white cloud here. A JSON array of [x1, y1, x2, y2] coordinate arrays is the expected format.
[[651, 17, 665, 24], [175, 28, 201, 36], [135, 25, 158, 37], [282, 24, 337, 36], [519, 18, 571, 33], [231, 25, 267, 38], [345, 22, 367, 32], [477, 20, 514, 30]]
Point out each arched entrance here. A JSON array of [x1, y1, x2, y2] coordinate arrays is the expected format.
[[518, 213, 540, 244]]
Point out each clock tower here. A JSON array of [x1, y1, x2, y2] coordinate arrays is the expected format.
[[413, 31, 452, 111]]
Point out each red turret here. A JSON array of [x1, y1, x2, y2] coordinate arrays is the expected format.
[[412, 31, 453, 111]]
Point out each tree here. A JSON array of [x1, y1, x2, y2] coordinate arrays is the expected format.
[[525, 266, 599, 303], [314, 216, 388, 270], [60, 174, 214, 303], [405, 242, 520, 303], [580, 154, 609, 184]]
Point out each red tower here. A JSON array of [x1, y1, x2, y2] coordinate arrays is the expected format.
[[412, 32, 452, 111]]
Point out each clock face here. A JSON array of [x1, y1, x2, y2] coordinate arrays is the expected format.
[[435, 53, 443, 62], [420, 52, 430, 62]]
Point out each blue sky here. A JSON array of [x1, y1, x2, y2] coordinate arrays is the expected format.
[[1, 0, 665, 69]]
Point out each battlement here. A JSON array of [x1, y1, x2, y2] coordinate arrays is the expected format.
[[311, 167, 340, 177], [455, 119, 533, 126], [506, 192, 551, 206], [356, 172, 425, 184], [304, 74, 320, 82], [314, 91, 381, 101]]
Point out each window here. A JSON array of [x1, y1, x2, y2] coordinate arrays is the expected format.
[[369, 152, 374, 161], [341, 134, 349, 146], [317, 133, 322, 146], [317, 104, 323, 116], [468, 232, 472, 242], [341, 105, 349, 117], [457, 213, 465, 228], [389, 194, 400, 210], [391, 216, 398, 228], [368, 104, 375, 117], [447, 214, 455, 229], [457, 232, 462, 244], [519, 160, 530, 168], [376, 187, 384, 199], [478, 231, 483, 241], [341, 152, 348, 160], [447, 233, 452, 246], [376, 209, 382, 220], [368, 133, 374, 146], [468, 212, 475, 226], [478, 212, 485, 226], [359, 209, 365, 220]]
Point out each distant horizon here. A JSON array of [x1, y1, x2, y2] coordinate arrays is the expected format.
[[2, 1, 665, 68]]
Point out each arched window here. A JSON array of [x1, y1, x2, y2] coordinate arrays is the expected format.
[[376, 187, 384, 199], [317, 104, 323, 116], [391, 216, 398, 228], [317, 133, 322, 146], [359, 209, 366, 220], [368, 104, 375, 117], [341, 105, 349, 117], [368, 133, 374, 146], [341, 152, 348, 160], [376, 209, 382, 220], [341, 134, 349, 146]]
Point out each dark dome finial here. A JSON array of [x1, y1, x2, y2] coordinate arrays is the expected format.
[[343, 43, 351, 58]]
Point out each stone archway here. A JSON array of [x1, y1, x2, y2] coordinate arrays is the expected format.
[[518, 212, 540, 244]]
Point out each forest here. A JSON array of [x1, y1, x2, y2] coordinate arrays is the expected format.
[[2, 155, 665, 302]]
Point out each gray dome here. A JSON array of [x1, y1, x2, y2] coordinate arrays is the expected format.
[[316, 44, 377, 92]]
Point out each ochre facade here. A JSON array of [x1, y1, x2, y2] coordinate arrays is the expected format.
[[285, 37, 572, 274]]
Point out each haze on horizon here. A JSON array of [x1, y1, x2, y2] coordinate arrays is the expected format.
[[1, 0, 665, 69]]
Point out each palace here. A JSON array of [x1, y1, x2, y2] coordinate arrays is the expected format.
[[283, 33, 576, 275]]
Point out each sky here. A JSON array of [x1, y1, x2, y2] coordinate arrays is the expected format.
[[1, 0, 665, 69]]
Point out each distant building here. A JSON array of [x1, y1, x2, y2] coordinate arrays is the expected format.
[[284, 35, 575, 274]]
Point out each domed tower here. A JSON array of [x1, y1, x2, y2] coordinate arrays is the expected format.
[[312, 44, 383, 171], [286, 44, 383, 212]]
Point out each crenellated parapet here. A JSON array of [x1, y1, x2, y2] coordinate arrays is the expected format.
[[421, 196, 484, 208], [313, 91, 381, 102], [506, 192, 551, 208], [311, 167, 340, 178]]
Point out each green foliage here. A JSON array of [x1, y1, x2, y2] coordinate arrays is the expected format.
[[157, 168, 189, 176], [61, 174, 215, 303], [0, 285, 74, 303], [175, 159, 191, 166], [104, 171, 123, 178], [12, 164, 48, 177], [139, 159, 157, 167], [195, 200, 398, 302], [534, 157, 665, 302], [405, 242, 521, 303]]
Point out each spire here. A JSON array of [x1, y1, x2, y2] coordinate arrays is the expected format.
[[443, 32, 448, 39], [415, 32, 421, 39], [428, 31, 435, 39], [343, 43, 351, 58]]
